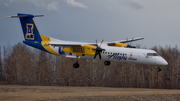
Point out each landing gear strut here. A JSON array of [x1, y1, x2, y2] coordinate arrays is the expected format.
[[104, 61, 110, 66], [157, 66, 161, 72], [73, 56, 80, 68]]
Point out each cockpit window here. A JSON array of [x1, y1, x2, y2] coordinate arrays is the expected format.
[[147, 53, 153, 56], [147, 53, 159, 56], [153, 53, 159, 56]]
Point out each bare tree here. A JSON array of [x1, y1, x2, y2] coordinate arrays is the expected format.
[[0, 46, 2, 78], [2, 42, 180, 89]]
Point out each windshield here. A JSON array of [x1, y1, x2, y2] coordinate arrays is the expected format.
[[147, 53, 159, 56]]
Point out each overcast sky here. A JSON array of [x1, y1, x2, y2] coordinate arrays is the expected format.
[[1, 0, 180, 48]]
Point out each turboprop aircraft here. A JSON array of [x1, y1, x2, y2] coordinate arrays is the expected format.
[[8, 13, 168, 72]]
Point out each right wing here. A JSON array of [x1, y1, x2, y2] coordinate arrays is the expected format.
[[106, 37, 144, 47], [112, 37, 144, 43]]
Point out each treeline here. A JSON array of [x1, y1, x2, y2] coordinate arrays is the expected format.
[[0, 42, 180, 89]]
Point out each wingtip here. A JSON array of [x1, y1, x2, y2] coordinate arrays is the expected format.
[[6, 16, 12, 18]]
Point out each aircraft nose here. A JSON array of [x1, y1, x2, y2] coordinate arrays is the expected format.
[[154, 57, 168, 66], [160, 57, 168, 66]]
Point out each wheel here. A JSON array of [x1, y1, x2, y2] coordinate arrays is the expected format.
[[73, 62, 79, 68], [157, 67, 161, 72], [104, 61, 110, 66]]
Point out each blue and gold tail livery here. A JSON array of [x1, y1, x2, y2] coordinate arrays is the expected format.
[[8, 13, 65, 55], [17, 13, 43, 41], [7, 13, 52, 52]]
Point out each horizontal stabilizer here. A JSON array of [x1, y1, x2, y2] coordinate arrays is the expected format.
[[6, 14, 43, 18]]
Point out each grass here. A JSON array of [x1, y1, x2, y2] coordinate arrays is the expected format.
[[0, 85, 180, 101]]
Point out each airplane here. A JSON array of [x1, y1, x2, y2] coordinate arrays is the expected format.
[[7, 13, 168, 72]]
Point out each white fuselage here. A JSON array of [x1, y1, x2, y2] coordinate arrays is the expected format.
[[50, 40, 168, 66], [81, 45, 168, 66]]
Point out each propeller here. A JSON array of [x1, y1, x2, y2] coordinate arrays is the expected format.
[[92, 39, 105, 60], [129, 37, 134, 46], [126, 37, 136, 48]]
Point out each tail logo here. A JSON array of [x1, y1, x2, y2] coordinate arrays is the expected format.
[[26, 23, 34, 40]]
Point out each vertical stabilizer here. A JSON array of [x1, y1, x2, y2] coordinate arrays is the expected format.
[[7, 13, 49, 52], [17, 13, 43, 41]]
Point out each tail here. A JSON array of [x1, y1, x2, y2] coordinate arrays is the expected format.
[[7, 13, 51, 52], [8, 13, 43, 41]]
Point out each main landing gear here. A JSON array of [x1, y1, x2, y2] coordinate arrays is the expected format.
[[104, 61, 110, 66], [157, 66, 161, 72], [73, 56, 80, 68], [73, 57, 111, 68], [73, 62, 79, 68]]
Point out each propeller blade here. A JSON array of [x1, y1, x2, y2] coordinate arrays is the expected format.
[[94, 52, 98, 59], [93, 39, 105, 60], [98, 52, 101, 60], [126, 37, 129, 45], [100, 40, 104, 47], [130, 37, 134, 46]]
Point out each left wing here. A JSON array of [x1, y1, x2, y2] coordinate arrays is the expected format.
[[49, 43, 82, 47], [48, 37, 97, 47], [48, 37, 144, 48], [47, 39, 97, 56]]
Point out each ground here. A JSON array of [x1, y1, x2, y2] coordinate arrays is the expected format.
[[0, 85, 180, 101]]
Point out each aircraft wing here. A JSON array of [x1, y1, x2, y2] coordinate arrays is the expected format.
[[48, 39, 97, 47], [106, 37, 144, 48], [49, 43, 97, 47], [47, 37, 144, 47], [113, 37, 144, 43], [48, 43, 82, 47], [47, 40, 98, 56]]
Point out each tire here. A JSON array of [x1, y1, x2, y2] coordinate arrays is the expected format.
[[73, 62, 79, 68], [104, 61, 110, 66]]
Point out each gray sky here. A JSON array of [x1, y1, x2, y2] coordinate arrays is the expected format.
[[1, 0, 180, 48]]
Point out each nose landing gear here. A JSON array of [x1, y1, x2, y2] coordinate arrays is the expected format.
[[104, 61, 110, 66], [157, 66, 161, 72]]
